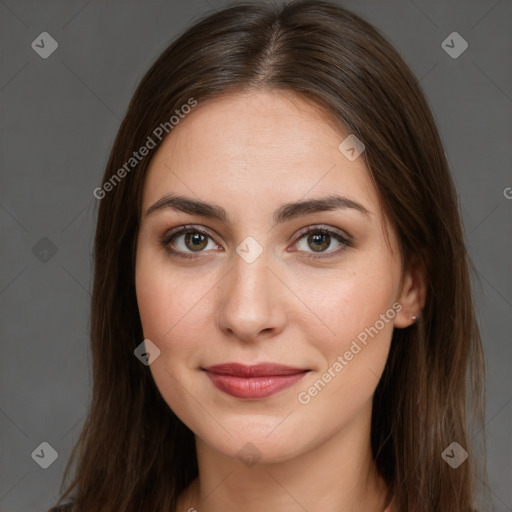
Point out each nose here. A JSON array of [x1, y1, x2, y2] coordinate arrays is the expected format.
[[215, 250, 288, 343]]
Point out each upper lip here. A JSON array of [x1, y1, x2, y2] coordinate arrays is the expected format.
[[202, 363, 309, 377]]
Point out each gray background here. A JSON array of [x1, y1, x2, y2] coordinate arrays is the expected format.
[[0, 0, 511, 511]]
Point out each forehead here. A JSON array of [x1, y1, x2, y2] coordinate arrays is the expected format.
[[142, 90, 379, 216]]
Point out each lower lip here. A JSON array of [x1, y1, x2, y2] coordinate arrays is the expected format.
[[204, 371, 308, 399]]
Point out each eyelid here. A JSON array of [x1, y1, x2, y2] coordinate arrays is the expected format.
[[287, 224, 352, 260], [161, 223, 353, 259], [161, 224, 222, 253], [292, 224, 353, 245]]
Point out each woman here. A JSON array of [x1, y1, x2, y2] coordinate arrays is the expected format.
[[48, 1, 488, 511]]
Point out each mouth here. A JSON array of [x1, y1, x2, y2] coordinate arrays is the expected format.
[[202, 363, 310, 399]]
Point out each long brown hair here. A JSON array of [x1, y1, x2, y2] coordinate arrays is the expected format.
[[50, 1, 488, 511]]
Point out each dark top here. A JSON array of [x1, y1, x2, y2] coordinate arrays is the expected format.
[[48, 504, 74, 512]]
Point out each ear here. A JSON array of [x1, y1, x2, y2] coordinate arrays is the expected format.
[[394, 255, 427, 329]]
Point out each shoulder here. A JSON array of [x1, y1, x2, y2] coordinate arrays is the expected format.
[[47, 503, 74, 512]]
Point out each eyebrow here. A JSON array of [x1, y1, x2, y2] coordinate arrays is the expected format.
[[144, 193, 371, 225]]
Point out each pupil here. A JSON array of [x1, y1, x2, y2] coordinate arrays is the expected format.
[[309, 232, 329, 252], [187, 233, 206, 250]]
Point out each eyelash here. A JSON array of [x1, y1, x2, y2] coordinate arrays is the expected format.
[[160, 224, 352, 261]]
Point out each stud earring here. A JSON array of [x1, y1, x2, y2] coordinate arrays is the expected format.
[[410, 314, 417, 323]]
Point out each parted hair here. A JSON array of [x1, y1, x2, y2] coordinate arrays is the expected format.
[[49, 1, 488, 511]]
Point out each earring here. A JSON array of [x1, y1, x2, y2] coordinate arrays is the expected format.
[[410, 314, 417, 324]]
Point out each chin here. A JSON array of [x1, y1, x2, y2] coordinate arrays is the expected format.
[[196, 415, 314, 466]]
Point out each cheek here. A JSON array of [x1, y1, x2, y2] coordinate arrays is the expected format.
[[294, 282, 396, 426], [135, 254, 209, 426], [136, 249, 192, 339], [135, 250, 218, 368], [289, 256, 398, 416], [291, 256, 399, 355]]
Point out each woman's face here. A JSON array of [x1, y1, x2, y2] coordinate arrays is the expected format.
[[135, 90, 416, 464]]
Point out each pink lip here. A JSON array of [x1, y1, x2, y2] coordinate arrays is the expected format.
[[202, 363, 309, 399]]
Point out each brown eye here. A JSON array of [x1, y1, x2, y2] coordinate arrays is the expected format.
[[183, 232, 209, 251], [161, 226, 219, 258], [292, 226, 352, 258], [307, 232, 331, 252]]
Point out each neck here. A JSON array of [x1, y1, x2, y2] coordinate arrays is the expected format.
[[177, 398, 390, 512]]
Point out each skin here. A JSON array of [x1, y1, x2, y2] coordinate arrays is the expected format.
[[135, 90, 426, 512]]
